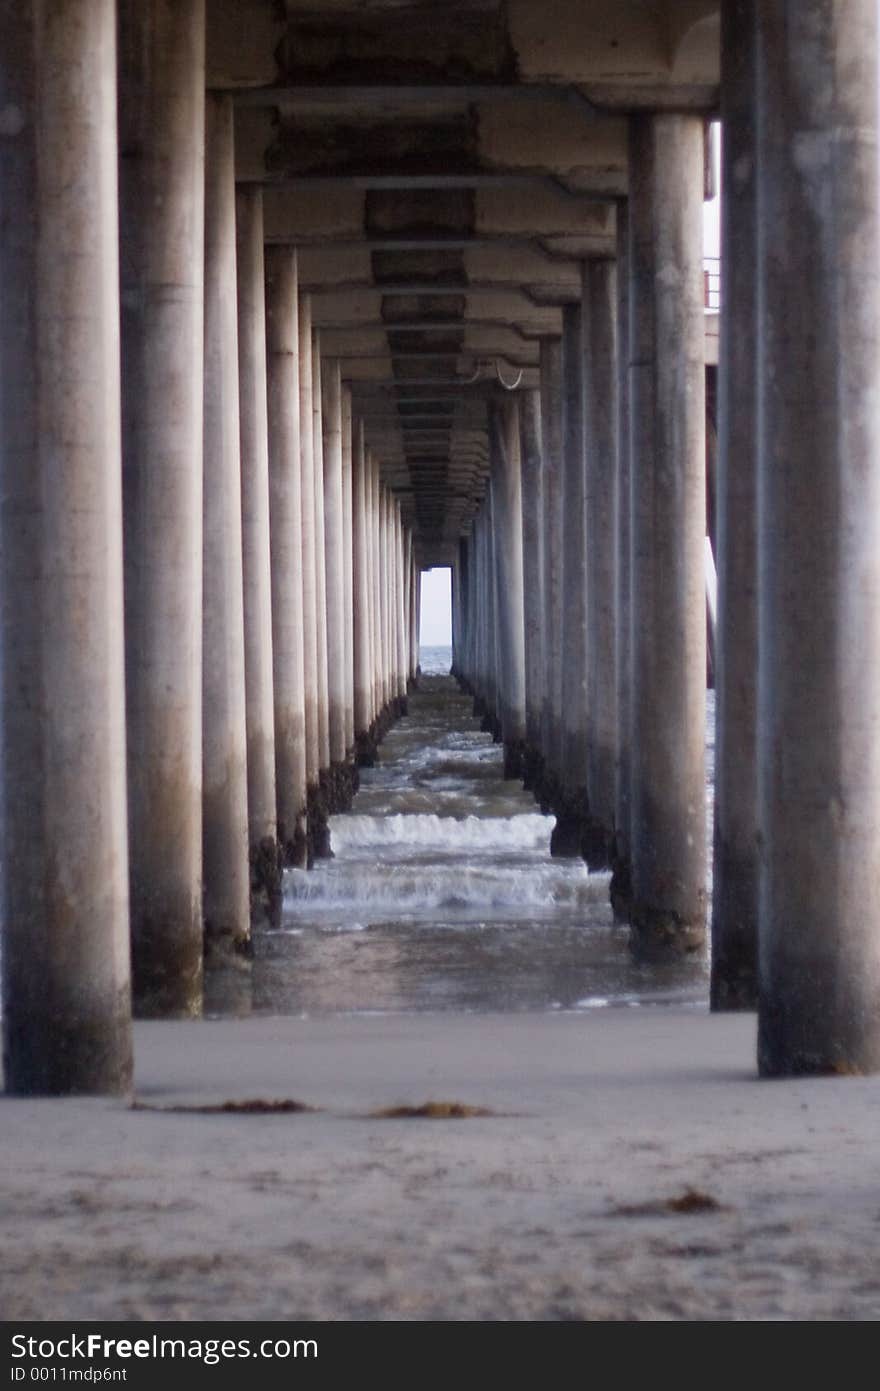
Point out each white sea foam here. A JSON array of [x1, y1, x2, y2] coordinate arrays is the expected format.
[[284, 859, 597, 915], [328, 811, 554, 857]]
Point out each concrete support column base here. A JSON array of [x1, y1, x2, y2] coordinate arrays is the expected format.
[[203, 930, 253, 970], [481, 711, 502, 742], [355, 729, 380, 768], [549, 789, 590, 859], [520, 744, 545, 794], [630, 908, 705, 962], [249, 835, 283, 931], [550, 818, 584, 859], [502, 740, 527, 782], [327, 761, 359, 816], [710, 843, 758, 1009], [132, 919, 203, 1021], [279, 818, 308, 872], [609, 850, 633, 924], [306, 784, 332, 864], [581, 819, 612, 873]]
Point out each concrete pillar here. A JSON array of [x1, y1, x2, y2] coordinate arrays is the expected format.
[[265, 247, 307, 867], [471, 526, 483, 702], [389, 496, 400, 705], [409, 546, 420, 681], [352, 420, 372, 750], [519, 390, 544, 784], [357, 443, 372, 732], [389, 506, 400, 701], [118, 0, 205, 1017], [555, 304, 589, 854], [451, 550, 461, 674], [388, 497, 397, 707], [202, 94, 249, 959], [756, 0, 880, 1074], [379, 490, 391, 712], [628, 114, 706, 954], [490, 397, 527, 776], [395, 510, 408, 702], [312, 336, 331, 774], [469, 531, 479, 694], [236, 187, 279, 924], [472, 529, 482, 693], [611, 200, 633, 919], [297, 294, 320, 798], [475, 516, 489, 711], [458, 545, 468, 682], [455, 544, 465, 679], [583, 258, 619, 869], [390, 508, 401, 700], [711, 0, 759, 1011], [342, 387, 356, 753], [0, 0, 133, 1092], [485, 484, 500, 732], [321, 359, 348, 775], [539, 338, 564, 796], [368, 453, 382, 723], [484, 503, 497, 724], [454, 543, 468, 681]]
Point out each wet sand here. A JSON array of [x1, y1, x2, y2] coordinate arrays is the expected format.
[[2, 1008, 880, 1321]]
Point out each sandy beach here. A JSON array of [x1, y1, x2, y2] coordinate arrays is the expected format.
[[2, 1008, 879, 1321]]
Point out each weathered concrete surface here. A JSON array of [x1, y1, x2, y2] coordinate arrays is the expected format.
[[311, 337, 332, 776], [352, 421, 372, 743], [0, 0, 133, 1093], [119, 0, 206, 1020], [611, 200, 633, 921], [297, 292, 320, 792], [2, 1011, 880, 1320], [538, 337, 564, 795], [628, 113, 707, 954], [236, 187, 281, 928], [322, 359, 348, 768], [756, 0, 880, 1076], [202, 93, 250, 960], [265, 247, 308, 868], [210, 2, 719, 549], [711, 0, 758, 1012], [489, 396, 527, 775], [519, 388, 544, 778], [342, 386, 356, 752], [583, 257, 618, 871], [555, 302, 589, 854]]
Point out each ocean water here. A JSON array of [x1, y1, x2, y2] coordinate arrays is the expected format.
[[249, 648, 713, 1017], [419, 644, 453, 676]]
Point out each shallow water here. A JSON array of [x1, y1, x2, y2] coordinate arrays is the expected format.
[[249, 647, 713, 1018]]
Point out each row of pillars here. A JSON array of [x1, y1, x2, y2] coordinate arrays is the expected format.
[[454, 0, 880, 1077], [2, 0, 879, 1087], [455, 111, 706, 952], [0, 0, 416, 1094]]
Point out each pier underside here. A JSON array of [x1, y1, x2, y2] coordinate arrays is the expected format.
[[3, 0, 880, 1326]]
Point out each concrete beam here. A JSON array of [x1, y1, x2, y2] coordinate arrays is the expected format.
[[508, 0, 718, 99], [262, 184, 615, 245], [261, 1, 719, 105], [235, 103, 627, 197], [206, 0, 282, 89]]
